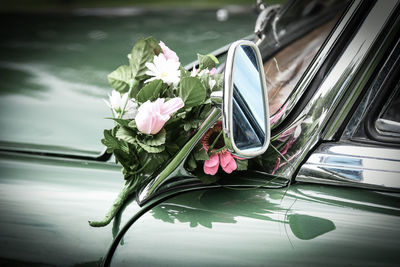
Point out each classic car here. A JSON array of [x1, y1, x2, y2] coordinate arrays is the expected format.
[[1, 0, 400, 266]]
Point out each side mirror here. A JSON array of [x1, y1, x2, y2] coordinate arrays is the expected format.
[[223, 40, 270, 158]]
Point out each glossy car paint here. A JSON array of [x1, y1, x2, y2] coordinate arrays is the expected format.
[[0, 151, 141, 266], [1, 150, 399, 266], [1, 2, 400, 267], [110, 184, 400, 266]]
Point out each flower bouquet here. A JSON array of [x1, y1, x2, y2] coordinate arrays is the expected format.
[[89, 37, 247, 227]]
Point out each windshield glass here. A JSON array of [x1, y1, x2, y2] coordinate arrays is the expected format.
[[258, 0, 348, 116], [265, 18, 338, 114], [0, 9, 256, 156]]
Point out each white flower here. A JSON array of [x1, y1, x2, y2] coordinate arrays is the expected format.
[[209, 79, 216, 90], [104, 90, 138, 119], [190, 66, 199, 77], [145, 54, 180, 87]]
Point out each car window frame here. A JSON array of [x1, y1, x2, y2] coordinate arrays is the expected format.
[[364, 53, 400, 144]]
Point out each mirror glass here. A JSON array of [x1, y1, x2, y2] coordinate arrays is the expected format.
[[231, 44, 267, 152]]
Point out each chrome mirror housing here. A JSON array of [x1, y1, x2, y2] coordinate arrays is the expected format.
[[222, 40, 270, 158]]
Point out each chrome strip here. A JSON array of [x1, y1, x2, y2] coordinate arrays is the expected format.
[[376, 119, 400, 136], [268, 0, 399, 178], [296, 143, 400, 191]]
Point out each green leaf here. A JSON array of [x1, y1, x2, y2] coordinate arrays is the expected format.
[[101, 129, 121, 153], [128, 120, 137, 129], [178, 77, 206, 109], [166, 143, 180, 154], [180, 66, 190, 79], [183, 119, 204, 131], [236, 159, 248, 171], [186, 154, 197, 171], [138, 128, 166, 146], [136, 79, 164, 103], [198, 73, 210, 90], [108, 65, 132, 93], [198, 54, 219, 69], [213, 73, 224, 91], [139, 152, 169, 174], [198, 104, 213, 118], [130, 38, 154, 79], [113, 149, 132, 170], [109, 118, 130, 127], [137, 141, 165, 153], [116, 127, 136, 144], [193, 147, 209, 161], [145, 37, 162, 55]]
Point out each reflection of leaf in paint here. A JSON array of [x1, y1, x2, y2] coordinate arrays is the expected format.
[[151, 204, 236, 229], [289, 214, 336, 240]]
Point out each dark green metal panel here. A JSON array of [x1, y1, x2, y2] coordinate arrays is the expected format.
[[0, 152, 139, 266], [1, 150, 399, 266], [111, 183, 400, 266]]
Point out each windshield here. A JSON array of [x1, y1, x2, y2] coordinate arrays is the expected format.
[[258, 0, 348, 116], [265, 18, 339, 115], [0, 9, 256, 156]]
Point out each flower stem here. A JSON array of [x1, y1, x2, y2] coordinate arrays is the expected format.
[[207, 130, 223, 156], [210, 145, 226, 155], [88, 179, 135, 227]]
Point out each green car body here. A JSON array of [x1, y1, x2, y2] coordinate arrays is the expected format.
[[1, 1, 400, 266], [1, 152, 399, 266]]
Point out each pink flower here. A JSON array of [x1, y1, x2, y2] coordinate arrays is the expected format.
[[159, 41, 179, 62], [203, 154, 220, 175], [201, 122, 238, 175], [135, 98, 184, 135], [209, 67, 217, 75]]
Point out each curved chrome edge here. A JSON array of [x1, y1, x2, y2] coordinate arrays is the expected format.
[[296, 143, 400, 191], [137, 108, 221, 206], [223, 40, 270, 158]]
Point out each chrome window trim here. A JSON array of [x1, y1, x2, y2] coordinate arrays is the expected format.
[[296, 143, 400, 191], [376, 119, 400, 136], [267, 0, 399, 178], [292, 0, 400, 191]]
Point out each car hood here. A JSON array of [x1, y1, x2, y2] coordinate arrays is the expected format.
[[2, 150, 400, 266], [110, 183, 400, 266], [0, 151, 141, 266]]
